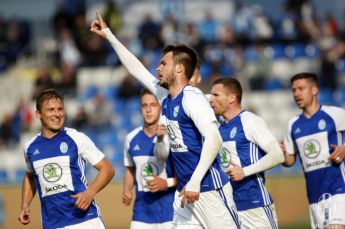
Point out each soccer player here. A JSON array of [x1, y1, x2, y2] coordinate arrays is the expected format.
[[122, 88, 176, 229], [281, 72, 345, 229], [91, 10, 240, 228], [210, 78, 284, 228], [18, 89, 115, 229]]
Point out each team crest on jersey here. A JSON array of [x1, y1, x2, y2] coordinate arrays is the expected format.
[[318, 119, 326, 130], [43, 163, 62, 182], [219, 147, 231, 172], [60, 142, 68, 153], [141, 162, 158, 181], [230, 127, 237, 138], [173, 106, 179, 117], [303, 139, 321, 159]]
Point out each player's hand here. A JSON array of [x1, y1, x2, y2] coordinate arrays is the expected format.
[[178, 187, 199, 208], [122, 191, 132, 206], [147, 175, 167, 192], [328, 144, 345, 164], [228, 161, 245, 181], [156, 124, 167, 141], [90, 10, 108, 38], [71, 189, 95, 211], [18, 206, 30, 225]]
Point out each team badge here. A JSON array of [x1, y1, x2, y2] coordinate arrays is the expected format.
[[317, 193, 337, 228], [43, 163, 62, 182], [173, 106, 179, 118], [60, 142, 68, 153], [230, 127, 237, 138], [141, 162, 158, 181], [303, 139, 320, 159], [318, 119, 326, 130]]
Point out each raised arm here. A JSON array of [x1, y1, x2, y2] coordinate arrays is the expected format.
[[90, 10, 158, 94]]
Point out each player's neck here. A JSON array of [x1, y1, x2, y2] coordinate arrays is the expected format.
[[223, 105, 242, 122], [143, 123, 157, 137], [303, 101, 320, 118], [169, 81, 187, 98], [41, 128, 61, 139]]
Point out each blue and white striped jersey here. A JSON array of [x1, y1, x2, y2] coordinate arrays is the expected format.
[[160, 85, 229, 192], [219, 110, 276, 211], [124, 126, 175, 223], [24, 127, 104, 229], [285, 105, 345, 204]]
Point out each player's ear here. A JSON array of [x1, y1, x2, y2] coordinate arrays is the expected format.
[[35, 110, 41, 119], [175, 64, 183, 74]]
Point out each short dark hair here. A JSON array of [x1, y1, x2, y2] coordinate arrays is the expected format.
[[162, 44, 197, 80], [139, 88, 154, 99], [212, 78, 242, 102], [36, 88, 64, 111], [290, 72, 318, 86]]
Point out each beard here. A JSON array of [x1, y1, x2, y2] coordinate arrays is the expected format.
[[159, 71, 175, 89]]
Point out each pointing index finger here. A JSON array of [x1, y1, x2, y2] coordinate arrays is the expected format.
[[96, 10, 104, 22]]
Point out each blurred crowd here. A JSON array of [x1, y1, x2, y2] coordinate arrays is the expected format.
[[1, 0, 345, 148]]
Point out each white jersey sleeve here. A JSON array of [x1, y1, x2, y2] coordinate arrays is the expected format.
[[66, 128, 105, 166], [241, 112, 284, 176], [242, 112, 277, 150], [321, 106, 345, 131], [123, 127, 141, 167], [23, 134, 40, 173], [103, 28, 168, 102], [284, 116, 299, 155], [182, 87, 217, 131]]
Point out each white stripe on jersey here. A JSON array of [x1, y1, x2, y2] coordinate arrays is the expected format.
[[256, 174, 270, 206], [210, 167, 222, 189], [78, 157, 88, 187]]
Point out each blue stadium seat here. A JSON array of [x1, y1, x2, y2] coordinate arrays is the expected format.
[[318, 89, 334, 105], [265, 44, 286, 59], [336, 58, 345, 73], [264, 78, 286, 91], [285, 43, 306, 59], [0, 170, 7, 184]]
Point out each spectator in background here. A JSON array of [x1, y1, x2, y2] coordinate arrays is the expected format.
[[55, 61, 77, 97], [32, 66, 55, 100], [0, 114, 17, 147], [71, 106, 89, 131], [58, 27, 81, 68], [117, 73, 141, 100], [86, 92, 112, 132], [103, 0, 122, 35], [198, 10, 218, 44], [138, 14, 163, 51]]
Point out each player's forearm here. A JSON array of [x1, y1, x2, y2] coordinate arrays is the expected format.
[[123, 167, 135, 193], [88, 159, 115, 195], [282, 152, 296, 167], [243, 141, 284, 177], [21, 172, 36, 209], [187, 123, 222, 192], [103, 28, 157, 93]]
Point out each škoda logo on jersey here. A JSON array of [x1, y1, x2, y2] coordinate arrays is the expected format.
[[219, 147, 231, 172], [303, 140, 320, 159], [43, 163, 62, 182], [141, 162, 158, 181]]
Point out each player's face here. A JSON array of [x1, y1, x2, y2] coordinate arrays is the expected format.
[[210, 84, 231, 116], [141, 94, 161, 126], [36, 98, 65, 136], [291, 79, 318, 110], [156, 52, 176, 89]]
